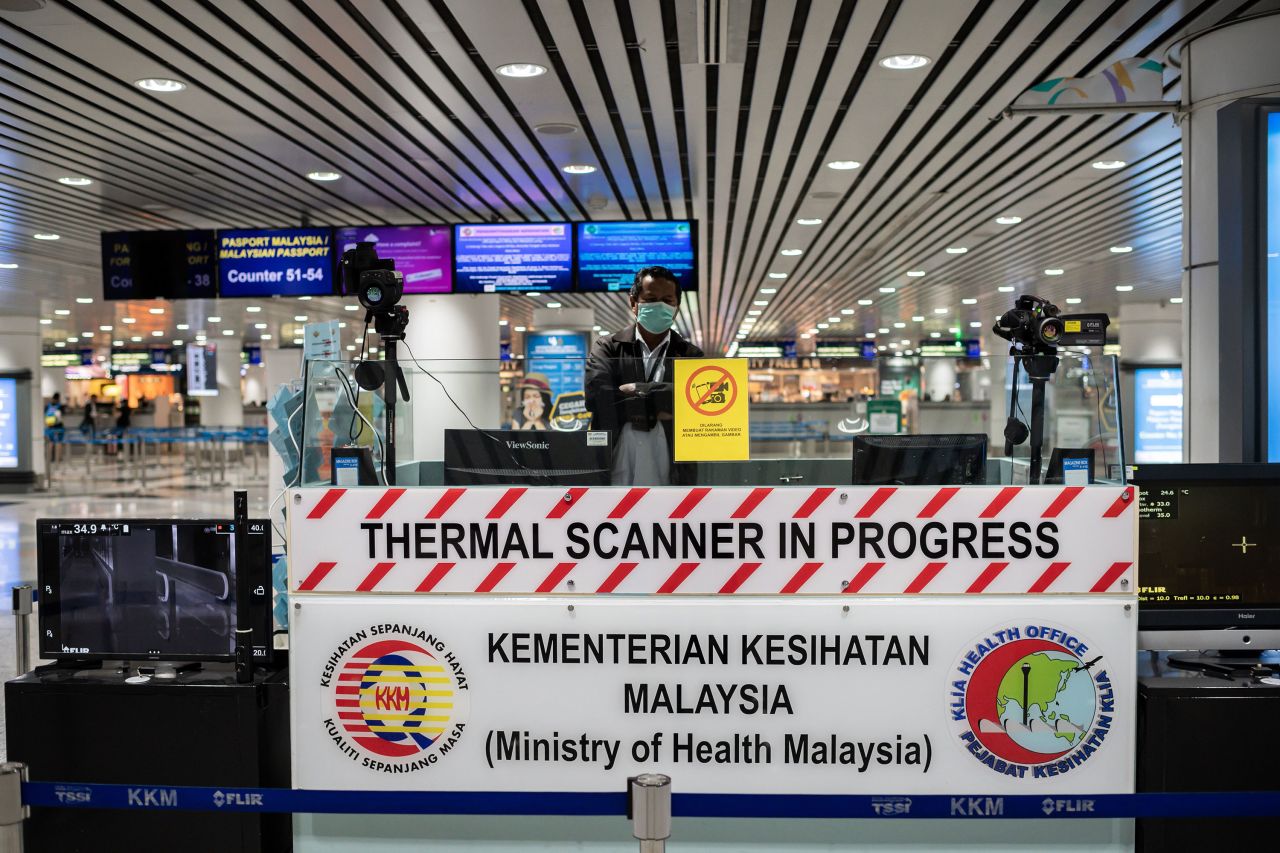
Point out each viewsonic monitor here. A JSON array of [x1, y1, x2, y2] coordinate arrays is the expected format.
[[36, 519, 273, 662], [1134, 464, 1280, 651], [852, 434, 987, 486], [444, 429, 610, 486]]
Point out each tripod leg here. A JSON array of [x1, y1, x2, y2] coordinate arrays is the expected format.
[[1030, 378, 1047, 484]]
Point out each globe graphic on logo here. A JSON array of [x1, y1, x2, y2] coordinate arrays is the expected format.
[[963, 636, 1099, 765], [994, 650, 1097, 755]]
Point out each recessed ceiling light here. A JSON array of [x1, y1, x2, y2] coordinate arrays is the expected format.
[[222, 329, 235, 335], [130, 335, 143, 342], [546, 302, 562, 308], [153, 330, 165, 337], [760, 288, 777, 295], [112, 340, 123, 346], [796, 218, 823, 225], [934, 307, 948, 314], [912, 315, 925, 322], [817, 323, 829, 329], [906, 270, 925, 277], [306, 170, 341, 182], [344, 304, 360, 311], [865, 332, 877, 338], [33, 233, 59, 241], [879, 54, 931, 70], [207, 316, 221, 323], [970, 321, 983, 328], [54, 308, 71, 315], [58, 177, 93, 187], [562, 164, 596, 174], [1109, 245, 1133, 253], [294, 315, 308, 322], [39, 318, 51, 325], [930, 331, 942, 339], [338, 322, 347, 329], [149, 307, 164, 314], [841, 308, 855, 315], [858, 299, 874, 306], [997, 286, 1015, 293], [1092, 160, 1126, 170], [173, 340, 184, 346], [1065, 297, 1082, 304], [748, 310, 762, 317], [298, 296, 312, 301], [780, 248, 803, 256], [1116, 284, 1134, 292], [0, 263, 17, 269], [135, 77, 186, 92], [826, 160, 861, 170], [1044, 268, 1064, 276], [800, 333, 811, 339], [879, 286, 896, 293], [878, 345, 888, 352], [496, 63, 547, 78], [75, 297, 93, 304], [807, 328, 819, 334], [292, 338, 303, 345], [261, 333, 272, 340], [121, 316, 136, 323], [514, 326, 527, 332], [962, 298, 977, 305], [878, 327, 890, 334], [79, 331, 91, 338], [246, 306, 261, 313], [54, 342, 64, 347], [254, 323, 268, 330], [534, 122, 577, 135], [99, 325, 112, 331], [768, 272, 788, 279], [995, 216, 1022, 225], [754, 300, 769, 306], [945, 246, 967, 254], [176, 323, 189, 330], [893, 322, 906, 328], [1170, 297, 1184, 304]]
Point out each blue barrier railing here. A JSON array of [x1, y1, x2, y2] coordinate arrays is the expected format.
[[18, 782, 1280, 820]]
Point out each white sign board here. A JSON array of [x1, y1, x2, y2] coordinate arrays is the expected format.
[[287, 485, 1136, 595], [290, 596, 1135, 796]]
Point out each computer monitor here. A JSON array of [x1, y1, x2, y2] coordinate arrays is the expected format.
[[444, 429, 611, 486], [851, 434, 987, 486], [1133, 464, 1280, 652], [36, 519, 273, 663]]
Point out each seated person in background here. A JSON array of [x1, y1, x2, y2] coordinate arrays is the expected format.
[[509, 373, 552, 430], [585, 265, 703, 486]]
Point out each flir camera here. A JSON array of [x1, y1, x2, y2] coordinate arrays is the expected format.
[[340, 241, 403, 313], [992, 295, 1109, 353]]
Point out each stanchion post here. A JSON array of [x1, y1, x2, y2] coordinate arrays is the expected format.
[[0, 761, 28, 852], [11, 585, 32, 677], [629, 773, 671, 853]]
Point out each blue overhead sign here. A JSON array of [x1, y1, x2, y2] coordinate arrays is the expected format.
[[217, 228, 334, 297]]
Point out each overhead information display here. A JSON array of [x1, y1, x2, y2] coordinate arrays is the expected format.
[[575, 221, 696, 292], [217, 228, 334, 297], [453, 223, 573, 292], [101, 230, 216, 301], [336, 225, 452, 295]]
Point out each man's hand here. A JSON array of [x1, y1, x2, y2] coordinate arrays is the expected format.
[[619, 382, 639, 396]]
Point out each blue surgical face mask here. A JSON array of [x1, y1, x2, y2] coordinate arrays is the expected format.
[[636, 301, 676, 335]]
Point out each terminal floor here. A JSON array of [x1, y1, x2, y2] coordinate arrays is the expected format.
[[0, 461, 271, 760]]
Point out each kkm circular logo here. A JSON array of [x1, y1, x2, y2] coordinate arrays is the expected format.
[[322, 625, 470, 773], [948, 623, 1115, 780]]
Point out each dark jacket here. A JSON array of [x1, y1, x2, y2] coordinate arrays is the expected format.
[[584, 324, 704, 484]]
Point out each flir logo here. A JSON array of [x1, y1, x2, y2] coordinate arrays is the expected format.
[[870, 796, 912, 816], [1041, 797, 1095, 815], [950, 796, 1004, 816], [212, 790, 264, 808], [127, 788, 177, 808], [53, 786, 91, 804]]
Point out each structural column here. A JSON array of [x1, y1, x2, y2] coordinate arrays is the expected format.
[[1182, 12, 1280, 460]]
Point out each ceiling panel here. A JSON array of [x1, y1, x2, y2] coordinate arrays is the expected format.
[[1, 0, 1278, 356]]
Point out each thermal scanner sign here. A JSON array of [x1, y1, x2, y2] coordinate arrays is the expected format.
[[674, 359, 749, 462]]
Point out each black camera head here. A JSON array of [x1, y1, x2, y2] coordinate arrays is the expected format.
[[340, 241, 395, 297], [992, 295, 1063, 352], [358, 268, 404, 313]]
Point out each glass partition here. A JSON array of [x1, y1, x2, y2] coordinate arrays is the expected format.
[[291, 350, 1122, 488]]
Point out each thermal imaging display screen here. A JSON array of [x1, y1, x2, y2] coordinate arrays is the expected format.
[[575, 221, 697, 292], [217, 227, 334, 297], [1136, 479, 1280, 610], [335, 225, 452, 294], [453, 223, 573, 292], [36, 520, 268, 661]]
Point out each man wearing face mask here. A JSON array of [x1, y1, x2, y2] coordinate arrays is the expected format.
[[585, 265, 704, 486]]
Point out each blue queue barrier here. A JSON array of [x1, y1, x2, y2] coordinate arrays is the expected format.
[[17, 781, 1280, 820]]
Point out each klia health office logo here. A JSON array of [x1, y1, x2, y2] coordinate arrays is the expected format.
[[322, 627, 470, 773], [948, 623, 1115, 780]]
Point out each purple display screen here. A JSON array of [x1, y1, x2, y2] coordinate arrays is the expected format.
[[335, 225, 452, 294]]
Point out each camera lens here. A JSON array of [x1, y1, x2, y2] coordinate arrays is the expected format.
[[1039, 316, 1063, 345], [364, 284, 384, 306]]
